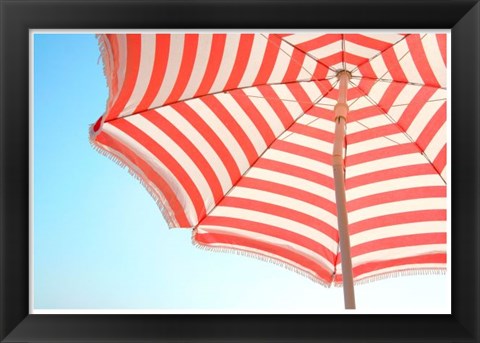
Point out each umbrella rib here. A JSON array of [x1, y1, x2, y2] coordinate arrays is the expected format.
[[100, 79, 331, 124], [342, 34, 346, 71], [194, 81, 339, 226], [350, 75, 446, 90], [263, 34, 317, 79], [354, 86, 447, 185], [275, 34, 338, 73], [349, 34, 411, 75]]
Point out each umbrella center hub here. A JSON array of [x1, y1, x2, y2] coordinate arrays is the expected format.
[[336, 70, 352, 80]]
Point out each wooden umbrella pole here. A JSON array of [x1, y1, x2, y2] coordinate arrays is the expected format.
[[333, 70, 356, 309]]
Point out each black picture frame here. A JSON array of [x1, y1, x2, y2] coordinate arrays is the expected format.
[[1, 0, 479, 342]]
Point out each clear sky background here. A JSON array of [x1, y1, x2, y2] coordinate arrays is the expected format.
[[32, 33, 449, 314]]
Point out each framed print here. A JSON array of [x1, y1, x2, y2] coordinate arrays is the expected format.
[[1, 0, 479, 342]]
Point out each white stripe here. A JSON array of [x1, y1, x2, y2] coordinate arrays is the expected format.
[[208, 206, 338, 251], [347, 174, 445, 200], [216, 93, 267, 153], [210, 34, 240, 92], [350, 245, 445, 266], [424, 122, 446, 161], [347, 153, 427, 178], [346, 134, 410, 155], [350, 221, 446, 246], [240, 88, 287, 135], [264, 148, 332, 177], [348, 198, 446, 224], [345, 40, 379, 59], [154, 106, 232, 193], [282, 34, 323, 46], [309, 41, 340, 60], [232, 186, 337, 228], [284, 132, 332, 155], [398, 49, 423, 84], [238, 35, 268, 87], [406, 100, 444, 140], [180, 34, 213, 100], [246, 167, 335, 199], [152, 34, 184, 106], [187, 98, 250, 172], [122, 35, 156, 115], [102, 123, 198, 224], [422, 34, 446, 87], [268, 41, 294, 83], [361, 34, 404, 44], [299, 81, 324, 103], [197, 225, 335, 270], [126, 115, 216, 210]]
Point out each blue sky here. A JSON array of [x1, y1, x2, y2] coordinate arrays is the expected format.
[[32, 33, 449, 313]]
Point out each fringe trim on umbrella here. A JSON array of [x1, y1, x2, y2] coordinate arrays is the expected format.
[[88, 126, 181, 229], [96, 34, 114, 108], [191, 235, 332, 288], [333, 268, 447, 287]]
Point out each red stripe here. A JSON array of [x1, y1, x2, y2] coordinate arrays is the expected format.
[[195, 232, 333, 282], [397, 86, 438, 130], [224, 34, 255, 90], [433, 145, 447, 175], [436, 34, 447, 65], [164, 34, 199, 104], [351, 233, 446, 256], [230, 90, 276, 145], [348, 210, 446, 234], [272, 140, 332, 165], [198, 216, 335, 263], [286, 82, 314, 112], [346, 143, 419, 166], [347, 186, 446, 212], [257, 86, 295, 128], [347, 124, 402, 144], [335, 254, 446, 281], [296, 34, 341, 53], [345, 34, 393, 51], [142, 110, 225, 203], [109, 119, 206, 221], [377, 81, 407, 111], [239, 177, 337, 218], [256, 158, 334, 189], [194, 34, 226, 97], [382, 46, 408, 83], [202, 96, 257, 165], [416, 102, 446, 150], [318, 52, 342, 68], [288, 122, 334, 143], [106, 34, 142, 120], [307, 105, 334, 120], [406, 35, 440, 87], [107, 35, 119, 105], [171, 100, 242, 183], [282, 45, 306, 82], [134, 34, 170, 113], [343, 52, 369, 66], [346, 164, 437, 189], [348, 105, 383, 121], [221, 196, 337, 238], [95, 131, 190, 227], [253, 34, 282, 85]]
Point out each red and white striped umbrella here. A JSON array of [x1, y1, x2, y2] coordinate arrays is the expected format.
[[90, 32, 447, 309]]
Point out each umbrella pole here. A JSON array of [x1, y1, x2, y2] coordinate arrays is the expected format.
[[333, 71, 356, 309]]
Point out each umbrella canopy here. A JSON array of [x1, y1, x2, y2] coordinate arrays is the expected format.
[[90, 33, 447, 307]]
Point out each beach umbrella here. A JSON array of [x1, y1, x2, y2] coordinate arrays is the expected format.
[[90, 33, 447, 309]]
